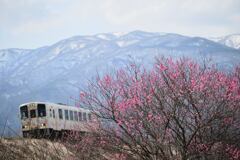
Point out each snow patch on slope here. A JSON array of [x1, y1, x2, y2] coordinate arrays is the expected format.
[[209, 34, 240, 50], [116, 40, 139, 47]]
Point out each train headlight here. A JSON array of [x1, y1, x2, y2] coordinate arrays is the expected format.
[[41, 123, 46, 127]]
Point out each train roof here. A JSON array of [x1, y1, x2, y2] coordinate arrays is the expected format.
[[19, 102, 91, 112]]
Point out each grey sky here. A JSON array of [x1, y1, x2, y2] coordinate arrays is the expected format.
[[0, 0, 240, 49]]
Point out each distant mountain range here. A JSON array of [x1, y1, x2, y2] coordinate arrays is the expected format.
[[0, 31, 240, 135]]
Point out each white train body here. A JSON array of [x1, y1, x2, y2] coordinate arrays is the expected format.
[[19, 102, 95, 137]]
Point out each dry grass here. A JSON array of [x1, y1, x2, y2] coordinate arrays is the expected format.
[[0, 138, 73, 160]]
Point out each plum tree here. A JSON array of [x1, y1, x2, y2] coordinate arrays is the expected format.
[[72, 58, 240, 160]]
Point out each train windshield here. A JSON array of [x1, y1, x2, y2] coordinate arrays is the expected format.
[[37, 104, 46, 117], [20, 105, 28, 119]]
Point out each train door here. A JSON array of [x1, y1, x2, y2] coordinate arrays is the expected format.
[[28, 103, 38, 130], [49, 106, 57, 130]]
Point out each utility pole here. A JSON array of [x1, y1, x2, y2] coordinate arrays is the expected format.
[[68, 83, 82, 107]]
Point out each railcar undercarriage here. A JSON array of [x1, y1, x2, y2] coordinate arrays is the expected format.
[[22, 129, 86, 140]]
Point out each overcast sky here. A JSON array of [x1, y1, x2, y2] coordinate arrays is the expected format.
[[0, 0, 240, 49]]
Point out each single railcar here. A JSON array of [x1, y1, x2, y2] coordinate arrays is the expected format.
[[19, 102, 95, 138]]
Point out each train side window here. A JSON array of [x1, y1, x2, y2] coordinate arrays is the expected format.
[[64, 110, 69, 120], [58, 109, 63, 119], [52, 109, 55, 118], [88, 113, 92, 121], [74, 111, 78, 121], [69, 110, 73, 121], [83, 112, 87, 121], [78, 112, 82, 121]]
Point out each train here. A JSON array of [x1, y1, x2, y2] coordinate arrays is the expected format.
[[19, 102, 96, 138]]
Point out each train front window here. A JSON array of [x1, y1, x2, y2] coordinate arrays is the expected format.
[[30, 110, 36, 118], [20, 105, 28, 119], [37, 104, 46, 117]]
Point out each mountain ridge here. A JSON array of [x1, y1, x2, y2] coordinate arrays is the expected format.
[[1, 31, 240, 52]]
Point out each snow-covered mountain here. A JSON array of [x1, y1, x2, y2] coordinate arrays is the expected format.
[[209, 34, 240, 50], [1, 30, 240, 134]]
